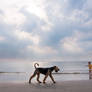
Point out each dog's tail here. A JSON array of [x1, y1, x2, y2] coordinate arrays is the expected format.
[[34, 63, 39, 69]]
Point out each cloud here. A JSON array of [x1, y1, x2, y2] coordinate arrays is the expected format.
[[60, 36, 83, 53], [0, 36, 5, 42], [15, 30, 40, 45], [27, 45, 57, 55], [66, 0, 86, 10], [0, 0, 92, 61]]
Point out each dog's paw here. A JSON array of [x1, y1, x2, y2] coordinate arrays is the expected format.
[[29, 81, 31, 84], [29, 82, 31, 84], [53, 81, 56, 84], [39, 81, 42, 83], [43, 81, 46, 84]]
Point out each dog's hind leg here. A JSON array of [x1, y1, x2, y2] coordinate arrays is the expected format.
[[43, 74, 48, 84], [37, 72, 41, 83], [29, 72, 36, 84]]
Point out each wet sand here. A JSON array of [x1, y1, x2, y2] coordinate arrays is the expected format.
[[0, 80, 92, 92]]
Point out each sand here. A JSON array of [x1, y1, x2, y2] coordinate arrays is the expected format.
[[0, 80, 92, 92]]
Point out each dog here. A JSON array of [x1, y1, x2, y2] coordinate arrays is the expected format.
[[29, 63, 60, 84]]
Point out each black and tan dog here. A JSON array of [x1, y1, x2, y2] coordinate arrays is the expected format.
[[29, 63, 60, 84]]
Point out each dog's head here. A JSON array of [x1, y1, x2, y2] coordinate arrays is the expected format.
[[53, 66, 60, 72]]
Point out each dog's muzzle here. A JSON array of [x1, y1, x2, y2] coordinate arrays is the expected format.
[[55, 69, 60, 72]]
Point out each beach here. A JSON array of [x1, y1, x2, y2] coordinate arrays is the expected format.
[[0, 61, 91, 92], [0, 80, 92, 92], [0, 61, 90, 82]]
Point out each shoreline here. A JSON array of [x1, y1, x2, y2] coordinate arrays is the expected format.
[[0, 72, 89, 74], [0, 80, 92, 92]]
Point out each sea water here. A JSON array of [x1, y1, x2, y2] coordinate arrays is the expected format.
[[0, 61, 90, 83]]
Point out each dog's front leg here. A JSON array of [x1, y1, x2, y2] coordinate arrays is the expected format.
[[49, 74, 56, 83]]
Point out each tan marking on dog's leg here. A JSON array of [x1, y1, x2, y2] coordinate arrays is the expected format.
[[49, 74, 56, 83], [37, 73, 41, 83], [29, 72, 36, 84]]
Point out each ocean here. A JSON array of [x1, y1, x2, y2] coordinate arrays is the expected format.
[[0, 61, 90, 83]]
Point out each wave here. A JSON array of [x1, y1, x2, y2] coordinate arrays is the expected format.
[[0, 72, 25, 74], [0, 72, 89, 75]]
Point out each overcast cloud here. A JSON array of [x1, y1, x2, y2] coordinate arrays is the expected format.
[[0, 0, 92, 62]]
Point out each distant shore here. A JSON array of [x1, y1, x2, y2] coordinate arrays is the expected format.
[[0, 80, 92, 92], [53, 72, 89, 74]]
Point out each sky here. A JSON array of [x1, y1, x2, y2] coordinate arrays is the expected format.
[[0, 0, 92, 62]]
